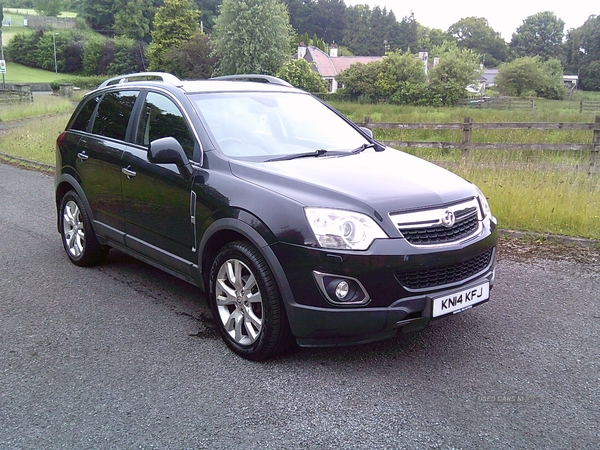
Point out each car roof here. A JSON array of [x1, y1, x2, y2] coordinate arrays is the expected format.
[[94, 72, 305, 96]]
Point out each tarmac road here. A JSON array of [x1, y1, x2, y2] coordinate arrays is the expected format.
[[1, 162, 599, 449]]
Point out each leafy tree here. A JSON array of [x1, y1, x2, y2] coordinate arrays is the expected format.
[[447, 17, 508, 66], [417, 25, 450, 52], [336, 61, 382, 101], [395, 12, 418, 52], [342, 4, 371, 55], [113, 0, 153, 41], [212, 0, 293, 76], [564, 15, 600, 90], [148, 0, 200, 70], [509, 11, 565, 61], [33, 0, 63, 16], [427, 48, 481, 106], [194, 0, 222, 32], [495, 56, 564, 99], [375, 50, 427, 104], [162, 33, 218, 79], [276, 58, 327, 92], [312, 0, 345, 45], [283, 0, 316, 37], [6, 31, 42, 67], [79, 0, 116, 34]]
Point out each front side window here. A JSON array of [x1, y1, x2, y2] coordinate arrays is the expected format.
[[92, 90, 139, 141], [135, 92, 196, 159]]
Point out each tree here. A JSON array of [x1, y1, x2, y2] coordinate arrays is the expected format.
[[447, 17, 508, 66], [194, 0, 222, 32], [336, 61, 382, 101], [510, 12, 565, 61], [162, 33, 218, 79], [375, 50, 427, 104], [113, 0, 153, 41], [148, 0, 200, 70], [276, 58, 327, 93], [212, 0, 293, 76], [427, 48, 481, 106], [564, 15, 600, 90], [495, 56, 564, 99], [79, 0, 116, 34], [33, 0, 63, 17]]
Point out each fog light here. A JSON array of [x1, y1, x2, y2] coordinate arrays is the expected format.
[[313, 271, 371, 306], [335, 281, 350, 300]]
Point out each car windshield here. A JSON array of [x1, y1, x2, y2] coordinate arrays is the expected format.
[[191, 91, 369, 160]]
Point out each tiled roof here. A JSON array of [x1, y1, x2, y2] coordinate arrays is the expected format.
[[302, 46, 383, 78]]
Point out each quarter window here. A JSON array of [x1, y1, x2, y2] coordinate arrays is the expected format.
[[136, 92, 195, 159], [92, 91, 139, 141], [70, 95, 100, 132]]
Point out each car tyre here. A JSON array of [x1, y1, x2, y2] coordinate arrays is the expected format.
[[209, 241, 294, 360], [60, 190, 108, 267]]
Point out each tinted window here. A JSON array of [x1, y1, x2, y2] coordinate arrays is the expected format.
[[136, 92, 195, 159], [70, 95, 100, 132], [92, 91, 139, 141]]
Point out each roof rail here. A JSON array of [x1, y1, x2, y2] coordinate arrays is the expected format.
[[98, 72, 182, 88], [210, 74, 293, 88]]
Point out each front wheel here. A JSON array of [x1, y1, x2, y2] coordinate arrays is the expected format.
[[209, 241, 294, 360], [59, 190, 108, 267]]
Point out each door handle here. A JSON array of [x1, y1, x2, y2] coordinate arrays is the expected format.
[[121, 167, 137, 179], [77, 152, 89, 161]]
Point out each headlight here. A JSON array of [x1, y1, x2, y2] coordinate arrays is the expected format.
[[305, 208, 387, 250], [476, 187, 492, 219]]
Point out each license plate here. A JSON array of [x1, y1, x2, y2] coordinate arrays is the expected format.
[[432, 282, 489, 317]]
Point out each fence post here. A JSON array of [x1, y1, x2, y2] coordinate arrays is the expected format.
[[580, 100, 583, 114], [462, 117, 472, 163], [591, 115, 600, 175]]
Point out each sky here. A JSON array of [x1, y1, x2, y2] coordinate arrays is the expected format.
[[344, 0, 597, 41]]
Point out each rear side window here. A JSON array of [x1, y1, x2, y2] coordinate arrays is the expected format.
[[70, 95, 100, 132], [92, 91, 139, 141], [136, 92, 196, 159]]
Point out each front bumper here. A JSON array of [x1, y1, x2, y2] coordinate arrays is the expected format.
[[270, 222, 497, 346]]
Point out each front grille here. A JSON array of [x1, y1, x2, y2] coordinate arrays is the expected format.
[[389, 198, 482, 246], [395, 248, 494, 290], [400, 211, 479, 245]]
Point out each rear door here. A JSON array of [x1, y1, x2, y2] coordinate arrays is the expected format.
[[75, 90, 139, 240]]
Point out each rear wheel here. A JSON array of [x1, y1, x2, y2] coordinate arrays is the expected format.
[[60, 190, 108, 267], [209, 241, 294, 360]]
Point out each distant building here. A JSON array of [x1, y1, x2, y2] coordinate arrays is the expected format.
[[295, 44, 383, 93]]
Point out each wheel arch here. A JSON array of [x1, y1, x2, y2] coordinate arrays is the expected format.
[[55, 174, 93, 234], [198, 216, 296, 316]]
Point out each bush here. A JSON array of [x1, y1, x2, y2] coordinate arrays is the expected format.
[[276, 59, 328, 93]]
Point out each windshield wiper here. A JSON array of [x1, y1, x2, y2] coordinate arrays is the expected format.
[[266, 149, 338, 162], [351, 142, 385, 154]]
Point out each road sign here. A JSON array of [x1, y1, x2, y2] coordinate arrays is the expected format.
[[0, 60, 6, 73]]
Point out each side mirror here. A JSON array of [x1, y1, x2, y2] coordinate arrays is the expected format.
[[148, 137, 194, 179], [359, 126, 373, 139]]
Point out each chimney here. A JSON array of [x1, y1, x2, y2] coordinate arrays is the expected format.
[[298, 42, 307, 59], [329, 43, 338, 58]]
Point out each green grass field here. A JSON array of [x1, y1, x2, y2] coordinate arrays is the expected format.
[[1, 61, 81, 83]]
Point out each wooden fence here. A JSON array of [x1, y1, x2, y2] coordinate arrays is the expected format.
[[458, 97, 535, 109], [0, 88, 34, 104], [580, 101, 600, 113], [358, 115, 600, 174]]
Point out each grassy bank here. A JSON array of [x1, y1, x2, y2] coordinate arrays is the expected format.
[[0, 96, 598, 240]]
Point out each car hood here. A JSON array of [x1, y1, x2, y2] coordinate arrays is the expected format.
[[229, 148, 477, 214]]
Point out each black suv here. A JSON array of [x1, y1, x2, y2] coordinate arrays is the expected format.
[[55, 72, 497, 360]]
